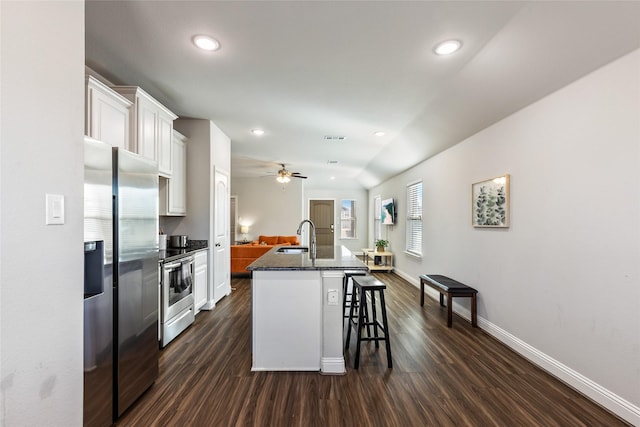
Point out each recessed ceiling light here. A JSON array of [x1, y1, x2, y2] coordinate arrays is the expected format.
[[193, 35, 220, 51], [251, 129, 265, 136], [433, 39, 462, 56], [330, 176, 336, 180], [374, 131, 385, 137]]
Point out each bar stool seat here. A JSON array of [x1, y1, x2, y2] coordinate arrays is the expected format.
[[345, 275, 392, 369]]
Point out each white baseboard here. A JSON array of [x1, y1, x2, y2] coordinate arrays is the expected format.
[[320, 357, 346, 375], [396, 269, 640, 426], [481, 318, 640, 425], [201, 300, 215, 311]]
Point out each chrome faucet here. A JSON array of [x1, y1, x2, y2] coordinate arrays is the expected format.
[[296, 219, 317, 261]]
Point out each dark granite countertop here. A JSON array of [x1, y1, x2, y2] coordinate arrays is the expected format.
[[159, 240, 208, 263], [247, 245, 368, 271]]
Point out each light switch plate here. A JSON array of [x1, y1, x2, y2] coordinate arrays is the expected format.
[[46, 194, 65, 225]]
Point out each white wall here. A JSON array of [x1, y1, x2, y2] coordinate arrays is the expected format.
[[163, 119, 213, 239], [369, 49, 640, 424], [304, 187, 368, 253], [162, 119, 232, 240], [167, 119, 231, 306], [1, 1, 85, 425], [231, 178, 304, 240]]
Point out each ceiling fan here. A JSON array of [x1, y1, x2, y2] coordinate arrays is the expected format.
[[275, 164, 307, 183]]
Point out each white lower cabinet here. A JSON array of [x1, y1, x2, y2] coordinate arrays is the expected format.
[[194, 250, 208, 313]]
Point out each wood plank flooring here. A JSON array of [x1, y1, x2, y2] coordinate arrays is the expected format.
[[115, 273, 629, 426]]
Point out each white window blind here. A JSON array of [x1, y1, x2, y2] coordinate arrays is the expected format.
[[406, 181, 422, 256], [340, 199, 356, 239]]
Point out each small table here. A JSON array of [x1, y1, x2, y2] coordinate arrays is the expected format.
[[234, 240, 251, 245], [362, 248, 393, 272]]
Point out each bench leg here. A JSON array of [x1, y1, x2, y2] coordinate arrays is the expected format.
[[471, 294, 478, 327], [446, 294, 453, 327], [439, 293, 445, 306], [420, 280, 424, 306]]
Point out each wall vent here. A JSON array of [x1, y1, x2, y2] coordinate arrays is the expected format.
[[323, 135, 346, 141], [327, 160, 339, 165]]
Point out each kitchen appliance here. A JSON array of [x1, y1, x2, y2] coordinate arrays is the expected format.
[[159, 234, 167, 250], [84, 137, 159, 424], [169, 235, 188, 248], [160, 255, 195, 347]]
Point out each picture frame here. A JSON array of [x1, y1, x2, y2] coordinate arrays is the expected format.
[[381, 198, 395, 225], [472, 174, 510, 228]]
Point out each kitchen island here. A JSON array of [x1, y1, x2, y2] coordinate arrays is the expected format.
[[247, 245, 368, 374]]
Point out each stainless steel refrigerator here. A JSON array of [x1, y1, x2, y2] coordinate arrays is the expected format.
[[84, 137, 159, 425]]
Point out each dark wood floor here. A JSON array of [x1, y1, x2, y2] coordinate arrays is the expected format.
[[116, 273, 629, 426]]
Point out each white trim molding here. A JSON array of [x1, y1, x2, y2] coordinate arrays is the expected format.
[[320, 357, 346, 375], [398, 269, 640, 426]]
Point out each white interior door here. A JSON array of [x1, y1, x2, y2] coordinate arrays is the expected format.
[[212, 169, 230, 303]]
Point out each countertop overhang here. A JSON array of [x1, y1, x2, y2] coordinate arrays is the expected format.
[[247, 245, 368, 271]]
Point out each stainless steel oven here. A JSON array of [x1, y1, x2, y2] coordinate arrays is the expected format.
[[160, 255, 195, 347]]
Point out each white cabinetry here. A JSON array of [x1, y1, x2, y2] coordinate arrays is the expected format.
[[85, 76, 132, 149], [194, 250, 208, 313], [159, 130, 187, 216], [111, 85, 177, 175], [158, 114, 174, 177]]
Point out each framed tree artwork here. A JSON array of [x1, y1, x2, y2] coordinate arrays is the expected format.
[[472, 174, 510, 228]]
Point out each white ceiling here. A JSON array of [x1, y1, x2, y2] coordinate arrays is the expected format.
[[85, 1, 640, 189]]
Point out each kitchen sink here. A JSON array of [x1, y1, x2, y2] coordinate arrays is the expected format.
[[275, 246, 309, 254]]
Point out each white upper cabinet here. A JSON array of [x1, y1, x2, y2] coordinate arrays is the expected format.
[[111, 85, 177, 172], [159, 130, 187, 216], [158, 113, 174, 177], [85, 76, 132, 149]]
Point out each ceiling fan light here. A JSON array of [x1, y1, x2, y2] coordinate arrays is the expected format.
[[276, 175, 290, 183]]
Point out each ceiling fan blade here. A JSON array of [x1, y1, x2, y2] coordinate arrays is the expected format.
[[292, 175, 307, 179]]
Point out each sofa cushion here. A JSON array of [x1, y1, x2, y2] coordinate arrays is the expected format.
[[277, 235, 299, 245], [231, 244, 272, 259], [258, 235, 278, 245]]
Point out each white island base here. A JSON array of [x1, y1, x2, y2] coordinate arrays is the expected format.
[[251, 270, 347, 374]]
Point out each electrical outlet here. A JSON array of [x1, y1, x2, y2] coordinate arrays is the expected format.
[[327, 289, 339, 305]]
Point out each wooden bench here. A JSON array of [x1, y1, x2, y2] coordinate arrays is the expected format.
[[419, 275, 478, 328]]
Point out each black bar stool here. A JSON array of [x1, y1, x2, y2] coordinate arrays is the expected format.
[[345, 275, 392, 369], [343, 270, 367, 322]]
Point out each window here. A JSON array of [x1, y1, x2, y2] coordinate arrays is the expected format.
[[340, 199, 357, 239], [406, 181, 422, 256], [373, 195, 382, 242]]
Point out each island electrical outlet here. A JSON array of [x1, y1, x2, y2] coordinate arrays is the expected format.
[[327, 289, 339, 305]]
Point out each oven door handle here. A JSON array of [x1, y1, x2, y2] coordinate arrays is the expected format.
[[164, 258, 194, 270], [164, 262, 183, 269]]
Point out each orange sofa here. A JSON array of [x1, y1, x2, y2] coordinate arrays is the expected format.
[[230, 235, 300, 274]]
